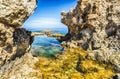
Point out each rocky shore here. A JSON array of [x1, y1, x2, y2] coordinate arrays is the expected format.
[[60, 0, 120, 73], [0, 0, 120, 79], [0, 0, 41, 79]]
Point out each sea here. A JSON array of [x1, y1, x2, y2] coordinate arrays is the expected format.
[[28, 28, 68, 57]]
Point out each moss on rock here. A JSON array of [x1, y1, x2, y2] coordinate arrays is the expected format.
[[34, 47, 115, 79]]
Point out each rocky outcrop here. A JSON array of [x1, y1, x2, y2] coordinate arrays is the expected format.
[[60, 0, 120, 72], [0, 0, 36, 67], [0, 53, 42, 79], [0, 25, 34, 66], [0, 0, 37, 27], [0, 0, 38, 78]]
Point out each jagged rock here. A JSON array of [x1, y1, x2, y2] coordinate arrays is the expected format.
[[112, 74, 120, 79], [60, 0, 120, 72], [0, 24, 34, 66], [0, 0, 37, 78], [0, 0, 37, 66], [0, 0, 37, 27], [0, 53, 42, 79], [12, 28, 34, 60]]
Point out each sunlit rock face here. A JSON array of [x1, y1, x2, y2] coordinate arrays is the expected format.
[[0, 0, 37, 27], [0, 0, 36, 66], [60, 0, 120, 72], [0, 0, 38, 78], [0, 53, 42, 79]]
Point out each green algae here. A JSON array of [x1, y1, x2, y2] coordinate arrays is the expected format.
[[34, 47, 115, 79], [31, 46, 63, 58]]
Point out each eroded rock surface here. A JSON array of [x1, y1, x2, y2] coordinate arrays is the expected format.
[[0, 0, 37, 27], [60, 0, 120, 72], [0, 0, 38, 78], [0, 0, 36, 66], [0, 53, 42, 79]]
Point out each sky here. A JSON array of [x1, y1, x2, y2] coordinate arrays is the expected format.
[[22, 0, 77, 30]]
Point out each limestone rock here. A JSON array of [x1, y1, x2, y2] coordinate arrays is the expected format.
[[0, 0, 37, 27], [60, 0, 120, 72], [0, 0, 37, 78], [0, 26, 34, 66], [0, 53, 42, 79], [0, 0, 36, 66]]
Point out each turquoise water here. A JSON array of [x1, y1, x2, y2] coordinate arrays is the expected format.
[[28, 28, 68, 34], [30, 28, 68, 57]]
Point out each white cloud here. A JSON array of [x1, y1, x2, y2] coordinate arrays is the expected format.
[[23, 17, 64, 28]]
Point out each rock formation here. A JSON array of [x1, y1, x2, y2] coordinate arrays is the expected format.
[[60, 0, 120, 72], [0, 0, 40, 78], [0, 53, 42, 79], [0, 0, 36, 66], [0, 0, 37, 27], [0, 0, 119, 78]]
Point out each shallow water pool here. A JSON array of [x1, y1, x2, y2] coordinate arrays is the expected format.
[[30, 28, 68, 57]]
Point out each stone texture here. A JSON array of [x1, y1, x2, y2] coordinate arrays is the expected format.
[[0, 53, 42, 79], [60, 0, 120, 72], [0, 23, 15, 65], [0, 0, 36, 66], [0, 0, 37, 27], [0, 0, 38, 78], [0, 26, 34, 66]]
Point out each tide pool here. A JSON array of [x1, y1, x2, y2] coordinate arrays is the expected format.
[[30, 28, 68, 57]]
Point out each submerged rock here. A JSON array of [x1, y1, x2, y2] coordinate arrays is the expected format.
[[35, 48, 115, 79], [60, 0, 120, 72], [31, 46, 63, 58]]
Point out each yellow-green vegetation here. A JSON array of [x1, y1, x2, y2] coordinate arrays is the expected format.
[[34, 47, 115, 79]]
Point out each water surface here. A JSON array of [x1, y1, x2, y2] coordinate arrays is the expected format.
[[30, 28, 68, 57]]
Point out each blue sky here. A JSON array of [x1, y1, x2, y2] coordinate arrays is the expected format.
[[22, 0, 77, 30]]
